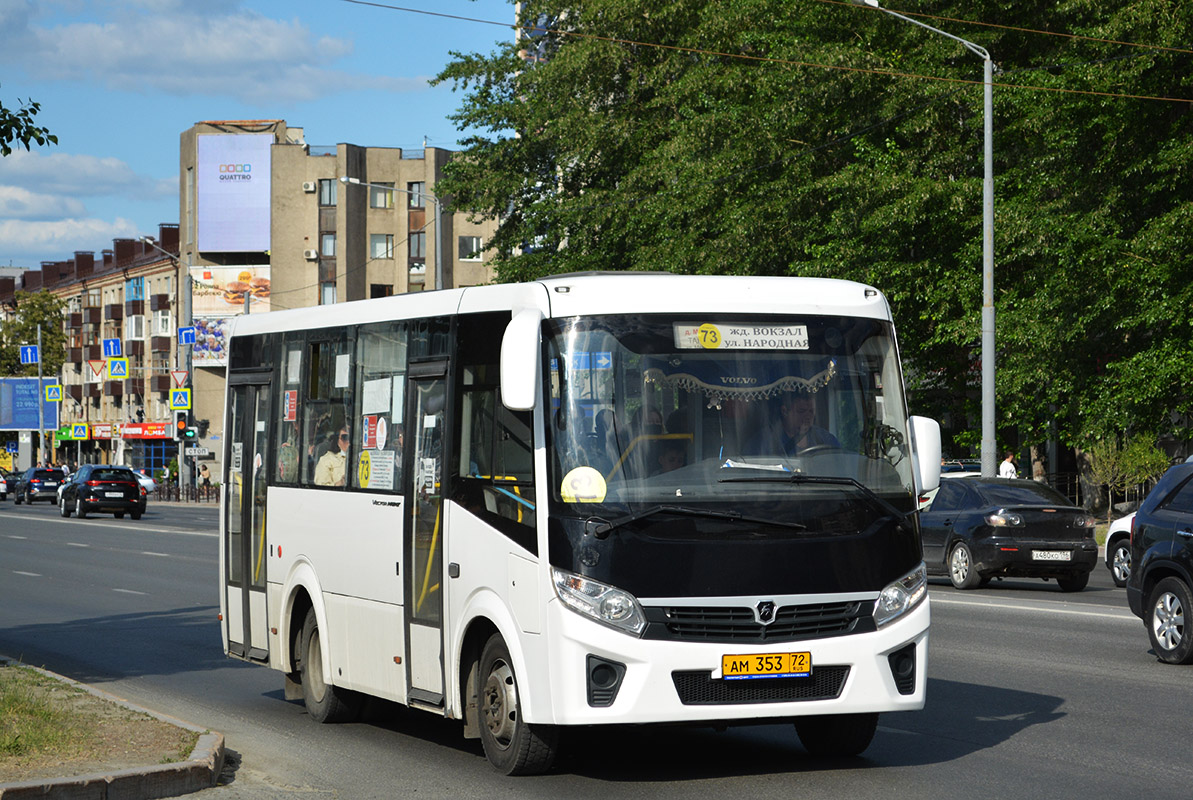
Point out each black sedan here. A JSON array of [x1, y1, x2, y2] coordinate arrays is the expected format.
[[13, 467, 67, 504], [59, 464, 147, 520], [920, 477, 1097, 591]]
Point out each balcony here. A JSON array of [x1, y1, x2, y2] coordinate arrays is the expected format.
[[124, 378, 144, 397], [150, 294, 171, 311], [125, 299, 145, 316], [85, 382, 101, 399], [104, 380, 123, 398], [150, 336, 171, 353], [83, 307, 101, 325], [67, 313, 82, 328], [68, 347, 82, 363], [85, 344, 103, 361], [126, 340, 145, 357], [104, 304, 123, 321], [66, 384, 83, 402], [151, 374, 172, 393]]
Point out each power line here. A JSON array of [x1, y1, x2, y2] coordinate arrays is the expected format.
[[339, 0, 1192, 104]]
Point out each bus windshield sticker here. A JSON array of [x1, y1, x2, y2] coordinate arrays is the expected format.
[[358, 451, 371, 488], [362, 378, 391, 415], [561, 466, 607, 503], [370, 449, 395, 490], [673, 323, 809, 351], [334, 354, 351, 388]]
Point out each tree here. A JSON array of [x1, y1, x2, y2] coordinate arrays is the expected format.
[[0, 93, 57, 156], [436, 1, 1193, 457], [0, 291, 68, 377]]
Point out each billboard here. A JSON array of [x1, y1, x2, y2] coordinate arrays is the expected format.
[[190, 265, 271, 317], [0, 378, 60, 430], [197, 133, 272, 252]]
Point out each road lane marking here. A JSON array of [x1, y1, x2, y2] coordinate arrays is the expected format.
[[113, 588, 147, 596], [142, 552, 169, 557], [7, 535, 27, 540], [13, 571, 41, 577], [930, 593, 1137, 622], [67, 542, 90, 548]]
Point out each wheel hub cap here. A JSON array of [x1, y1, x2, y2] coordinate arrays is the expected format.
[[1153, 592, 1185, 651], [482, 660, 517, 748]]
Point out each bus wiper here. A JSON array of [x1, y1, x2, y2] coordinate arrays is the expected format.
[[587, 504, 806, 538], [718, 474, 912, 525]]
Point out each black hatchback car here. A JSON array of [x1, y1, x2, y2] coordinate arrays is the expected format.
[[59, 464, 147, 520], [13, 467, 67, 504], [1126, 462, 1193, 664], [920, 477, 1097, 591]]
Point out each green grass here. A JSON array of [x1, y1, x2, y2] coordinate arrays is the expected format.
[[0, 666, 87, 758]]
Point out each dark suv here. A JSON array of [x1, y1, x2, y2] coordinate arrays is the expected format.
[[13, 467, 67, 504], [1126, 462, 1193, 664], [59, 464, 147, 520]]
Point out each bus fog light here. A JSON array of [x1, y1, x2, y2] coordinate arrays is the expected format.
[[874, 563, 927, 628], [553, 568, 646, 636]]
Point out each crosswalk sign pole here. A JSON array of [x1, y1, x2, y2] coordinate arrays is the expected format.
[[37, 324, 45, 467]]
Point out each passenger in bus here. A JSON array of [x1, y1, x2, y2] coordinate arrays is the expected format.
[[749, 392, 839, 457], [315, 425, 350, 486], [653, 438, 687, 475]]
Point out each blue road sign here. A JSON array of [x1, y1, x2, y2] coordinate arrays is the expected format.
[[45, 385, 62, 402], [108, 358, 129, 378], [19, 345, 39, 365], [178, 326, 197, 346], [6, 442, 17, 453], [102, 338, 123, 358], [170, 388, 192, 410]]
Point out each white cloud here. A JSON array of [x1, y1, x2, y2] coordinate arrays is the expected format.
[[3, 2, 430, 104], [0, 185, 88, 219], [0, 216, 140, 265], [0, 150, 175, 198]]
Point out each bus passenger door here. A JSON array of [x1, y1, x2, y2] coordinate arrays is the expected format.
[[406, 363, 448, 706], [224, 380, 271, 662]]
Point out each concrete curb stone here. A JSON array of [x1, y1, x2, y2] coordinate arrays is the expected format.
[[0, 658, 224, 800]]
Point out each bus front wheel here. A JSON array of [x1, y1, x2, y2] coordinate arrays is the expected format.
[[299, 609, 363, 723], [794, 712, 878, 757], [478, 633, 559, 775]]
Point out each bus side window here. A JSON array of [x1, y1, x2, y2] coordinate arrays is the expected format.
[[274, 343, 303, 485], [352, 322, 408, 493], [302, 337, 354, 488]]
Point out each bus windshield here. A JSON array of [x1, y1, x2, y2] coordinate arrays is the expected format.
[[545, 313, 916, 532]]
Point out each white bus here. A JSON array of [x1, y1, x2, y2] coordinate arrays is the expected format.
[[219, 273, 941, 774]]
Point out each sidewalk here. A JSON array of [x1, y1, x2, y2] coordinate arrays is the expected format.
[[0, 657, 224, 800]]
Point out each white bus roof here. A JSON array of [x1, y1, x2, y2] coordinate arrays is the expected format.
[[229, 273, 892, 340]]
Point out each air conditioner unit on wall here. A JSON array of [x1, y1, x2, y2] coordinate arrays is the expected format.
[[302, 181, 317, 193], [304, 249, 319, 260]]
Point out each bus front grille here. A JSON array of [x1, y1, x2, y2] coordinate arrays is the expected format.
[[671, 666, 850, 705], [644, 601, 870, 643]]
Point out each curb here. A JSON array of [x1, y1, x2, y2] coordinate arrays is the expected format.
[[0, 659, 224, 800]]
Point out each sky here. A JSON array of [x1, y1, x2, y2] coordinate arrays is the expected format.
[[0, 0, 515, 268]]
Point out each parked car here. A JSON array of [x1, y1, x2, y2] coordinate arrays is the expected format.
[[13, 467, 67, 504], [134, 470, 157, 493], [1104, 512, 1136, 588], [1126, 462, 1193, 664], [0, 468, 9, 500], [919, 477, 1098, 591], [59, 464, 147, 520]]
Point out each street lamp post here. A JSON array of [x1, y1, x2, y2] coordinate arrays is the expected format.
[[860, 0, 997, 478], [141, 236, 194, 493], [339, 176, 444, 292]]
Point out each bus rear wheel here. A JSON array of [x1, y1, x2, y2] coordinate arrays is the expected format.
[[478, 634, 559, 775], [794, 712, 878, 757], [299, 609, 363, 723]]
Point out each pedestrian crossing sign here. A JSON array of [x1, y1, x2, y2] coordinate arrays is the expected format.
[[108, 357, 129, 379], [71, 424, 89, 440], [170, 388, 192, 410], [45, 385, 63, 402]]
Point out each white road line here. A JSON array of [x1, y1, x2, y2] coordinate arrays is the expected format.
[[13, 571, 41, 577], [113, 588, 147, 596], [66, 542, 90, 548], [142, 552, 169, 557], [7, 535, 27, 540], [930, 593, 1137, 622]]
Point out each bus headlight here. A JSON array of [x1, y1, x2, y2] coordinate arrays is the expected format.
[[552, 568, 646, 636], [874, 563, 927, 628]]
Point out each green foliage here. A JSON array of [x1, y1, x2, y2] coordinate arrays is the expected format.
[[437, 0, 1193, 451], [0, 93, 58, 156], [0, 291, 69, 377]]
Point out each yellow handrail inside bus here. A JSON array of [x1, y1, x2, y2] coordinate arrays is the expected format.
[[605, 432, 693, 480], [415, 501, 441, 614]]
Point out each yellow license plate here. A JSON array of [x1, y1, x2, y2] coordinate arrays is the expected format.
[[721, 652, 812, 680]]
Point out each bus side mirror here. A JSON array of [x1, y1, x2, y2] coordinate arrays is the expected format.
[[909, 416, 941, 496], [501, 308, 543, 411]]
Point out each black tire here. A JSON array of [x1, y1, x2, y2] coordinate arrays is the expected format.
[[15, 491, 22, 505], [1057, 572, 1090, 592], [1147, 577, 1193, 665], [114, 511, 125, 519], [478, 634, 559, 775], [75, 496, 87, 519], [1109, 540, 1131, 588], [299, 608, 363, 723], [794, 712, 879, 757], [60, 495, 71, 517], [131, 510, 142, 520], [948, 542, 982, 590]]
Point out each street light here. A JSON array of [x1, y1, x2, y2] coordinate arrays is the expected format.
[[339, 176, 444, 292], [858, 0, 997, 478], [141, 235, 194, 491]]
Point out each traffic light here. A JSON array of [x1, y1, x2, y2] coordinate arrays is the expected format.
[[173, 410, 188, 442]]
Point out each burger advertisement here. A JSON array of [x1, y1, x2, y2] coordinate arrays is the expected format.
[[190, 265, 272, 317]]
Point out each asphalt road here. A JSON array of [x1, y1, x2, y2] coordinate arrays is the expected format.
[[2, 497, 1190, 799]]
